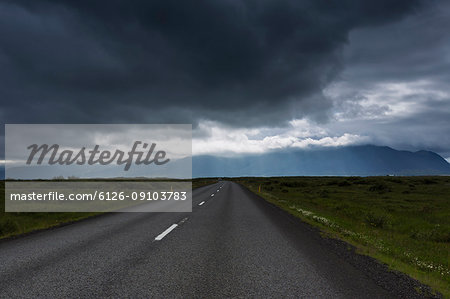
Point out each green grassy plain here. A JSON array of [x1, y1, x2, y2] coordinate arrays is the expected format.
[[0, 178, 217, 239], [234, 176, 450, 297]]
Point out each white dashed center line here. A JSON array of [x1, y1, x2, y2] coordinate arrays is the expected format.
[[199, 201, 205, 206], [211, 194, 214, 197], [155, 224, 178, 241]]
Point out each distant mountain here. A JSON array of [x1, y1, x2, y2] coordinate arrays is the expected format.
[[2, 145, 449, 179], [192, 145, 450, 177], [3, 159, 192, 180]]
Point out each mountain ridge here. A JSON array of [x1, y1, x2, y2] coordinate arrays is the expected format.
[[2, 145, 449, 179], [192, 145, 450, 177]]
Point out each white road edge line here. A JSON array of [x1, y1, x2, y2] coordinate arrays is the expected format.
[[199, 201, 205, 206], [155, 224, 178, 241]]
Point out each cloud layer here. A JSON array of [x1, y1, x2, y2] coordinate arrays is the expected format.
[[0, 0, 421, 125], [1, 0, 449, 160]]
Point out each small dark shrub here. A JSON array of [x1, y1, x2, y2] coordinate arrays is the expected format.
[[353, 179, 369, 185], [338, 181, 351, 187], [364, 212, 389, 228], [421, 179, 437, 185], [334, 203, 350, 211], [318, 189, 330, 198], [280, 182, 307, 188], [387, 178, 402, 184], [410, 227, 450, 243], [368, 183, 391, 193]]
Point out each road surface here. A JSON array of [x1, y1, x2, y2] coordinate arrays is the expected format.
[[0, 181, 430, 298]]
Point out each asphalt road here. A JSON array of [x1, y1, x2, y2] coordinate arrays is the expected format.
[[0, 181, 432, 298]]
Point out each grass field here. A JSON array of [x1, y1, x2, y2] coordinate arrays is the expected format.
[[0, 178, 217, 239], [234, 176, 450, 297]]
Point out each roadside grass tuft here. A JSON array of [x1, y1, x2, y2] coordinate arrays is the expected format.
[[0, 218, 18, 235], [364, 211, 390, 228]]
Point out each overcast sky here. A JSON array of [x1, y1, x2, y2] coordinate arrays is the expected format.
[[1, 0, 449, 161]]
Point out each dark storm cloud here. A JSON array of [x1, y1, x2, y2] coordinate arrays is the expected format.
[[0, 0, 423, 126], [327, 0, 450, 158], [341, 1, 450, 86]]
